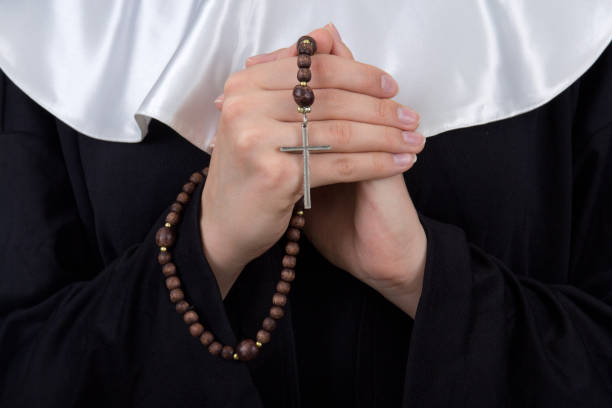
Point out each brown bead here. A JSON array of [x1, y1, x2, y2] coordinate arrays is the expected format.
[[189, 322, 204, 337], [183, 310, 199, 325], [273, 293, 287, 307], [158, 251, 172, 265], [182, 182, 196, 194], [169, 288, 184, 303], [286, 227, 301, 242], [297, 35, 317, 53], [175, 300, 190, 314], [257, 330, 271, 344], [170, 202, 183, 213], [262, 317, 277, 332], [208, 341, 222, 356], [270, 306, 285, 320], [290, 215, 305, 229], [285, 242, 300, 256], [236, 339, 260, 361], [297, 54, 311, 68], [221, 345, 235, 360], [190, 172, 204, 184], [176, 192, 190, 205], [282, 255, 296, 269], [162, 262, 177, 277], [293, 85, 314, 108], [165, 276, 181, 290], [155, 227, 176, 248], [165, 211, 181, 225], [280, 269, 296, 282], [297, 68, 311, 83], [297, 41, 315, 56], [200, 331, 214, 346], [276, 281, 291, 295]]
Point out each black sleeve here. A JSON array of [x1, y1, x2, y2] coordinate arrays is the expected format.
[[0, 73, 262, 407], [403, 51, 612, 406]]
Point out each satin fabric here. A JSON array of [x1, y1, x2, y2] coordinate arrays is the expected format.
[[0, 0, 611, 153]]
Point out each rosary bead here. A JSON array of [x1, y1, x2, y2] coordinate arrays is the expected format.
[[282, 255, 296, 268], [165, 211, 181, 225], [290, 215, 305, 229], [170, 202, 183, 213], [256, 330, 271, 344], [273, 293, 287, 307], [285, 242, 300, 256], [221, 345, 235, 360], [176, 192, 190, 205], [162, 262, 177, 277], [262, 317, 277, 332], [276, 281, 291, 295], [169, 288, 185, 303], [297, 35, 317, 53], [297, 54, 311, 68], [183, 310, 199, 325], [297, 68, 311, 83], [182, 182, 196, 194], [155, 227, 176, 248], [201, 167, 209, 176], [236, 339, 260, 361], [297, 41, 315, 56], [280, 268, 296, 282], [165, 276, 181, 290], [175, 300, 190, 314], [189, 322, 204, 337], [286, 227, 301, 241], [270, 306, 285, 319], [200, 331, 215, 346], [208, 341, 223, 356], [293, 85, 315, 108], [190, 171, 204, 184], [158, 251, 172, 265]]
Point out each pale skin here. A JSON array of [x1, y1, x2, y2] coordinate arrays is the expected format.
[[199, 24, 427, 319]]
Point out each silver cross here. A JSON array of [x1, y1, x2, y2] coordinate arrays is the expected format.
[[280, 113, 331, 209]]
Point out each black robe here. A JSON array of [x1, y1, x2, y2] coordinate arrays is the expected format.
[[1, 44, 612, 407]]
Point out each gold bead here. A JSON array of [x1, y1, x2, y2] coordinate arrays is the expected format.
[[300, 81, 307, 87], [302, 39, 311, 44], [233, 353, 239, 360], [297, 210, 304, 216], [160, 246, 167, 252], [256, 341, 263, 348], [304, 107, 311, 113], [164, 222, 172, 228], [297, 106, 305, 113]]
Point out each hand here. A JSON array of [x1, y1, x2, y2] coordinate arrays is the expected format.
[[202, 25, 420, 298]]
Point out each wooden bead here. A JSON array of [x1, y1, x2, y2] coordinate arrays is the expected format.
[[169, 288, 184, 303], [286, 227, 301, 242], [276, 281, 291, 295], [201, 167, 209, 176], [189, 322, 204, 337], [155, 227, 176, 248], [262, 317, 277, 332], [270, 306, 285, 319], [176, 192, 190, 205], [221, 345, 235, 360], [170, 202, 183, 213], [297, 54, 311, 68], [175, 300, 190, 314], [200, 331, 214, 346], [290, 215, 305, 229], [165, 211, 181, 225], [282, 255, 296, 269], [297, 68, 311, 83], [273, 293, 287, 307], [236, 339, 260, 361], [280, 269, 296, 282], [293, 85, 314, 108], [190, 172, 204, 184], [158, 251, 172, 265], [297, 35, 317, 53], [285, 242, 299, 256], [182, 182, 196, 194], [256, 330, 271, 344], [165, 276, 181, 290], [297, 42, 315, 56], [183, 310, 199, 325], [208, 341, 222, 356], [162, 262, 176, 277]]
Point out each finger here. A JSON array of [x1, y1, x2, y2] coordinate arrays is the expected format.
[[280, 120, 425, 154], [324, 23, 354, 59]]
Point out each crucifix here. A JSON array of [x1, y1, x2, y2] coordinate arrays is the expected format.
[[280, 113, 331, 209]]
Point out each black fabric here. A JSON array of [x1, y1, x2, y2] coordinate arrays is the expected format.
[[1, 43, 611, 407]]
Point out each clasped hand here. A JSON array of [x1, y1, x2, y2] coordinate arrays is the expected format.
[[199, 25, 427, 318]]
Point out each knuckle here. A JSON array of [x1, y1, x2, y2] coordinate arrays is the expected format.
[[222, 97, 247, 122], [371, 154, 388, 173], [333, 121, 352, 146], [234, 127, 260, 153], [257, 160, 286, 189], [335, 157, 355, 178], [376, 99, 392, 121], [223, 72, 247, 95]]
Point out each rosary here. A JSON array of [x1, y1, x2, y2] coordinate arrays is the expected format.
[[155, 36, 327, 361]]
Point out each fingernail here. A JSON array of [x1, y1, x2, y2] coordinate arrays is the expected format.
[[397, 107, 419, 124], [327, 22, 342, 40], [214, 93, 224, 104], [393, 153, 416, 166], [246, 52, 274, 65], [381, 75, 398, 94], [402, 131, 424, 146]]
